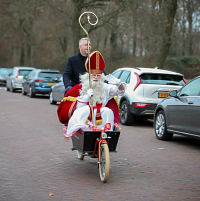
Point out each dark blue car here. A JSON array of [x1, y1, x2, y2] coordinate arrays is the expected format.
[[22, 69, 61, 98]]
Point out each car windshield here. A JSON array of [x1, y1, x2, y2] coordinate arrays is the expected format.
[[140, 73, 185, 86], [0, 68, 12, 75], [38, 72, 61, 79]]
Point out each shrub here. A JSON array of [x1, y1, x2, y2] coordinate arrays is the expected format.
[[165, 56, 200, 79]]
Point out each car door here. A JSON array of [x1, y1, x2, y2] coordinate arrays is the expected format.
[[167, 77, 200, 134], [54, 81, 65, 101], [166, 95, 192, 133], [7, 68, 14, 88], [6, 72, 11, 88], [187, 78, 200, 136], [24, 71, 35, 92], [190, 96, 200, 136]]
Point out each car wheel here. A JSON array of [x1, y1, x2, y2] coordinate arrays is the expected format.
[[22, 87, 27, 95], [155, 110, 173, 141], [29, 87, 35, 98], [6, 85, 10, 91], [49, 91, 57, 105], [120, 100, 134, 125]]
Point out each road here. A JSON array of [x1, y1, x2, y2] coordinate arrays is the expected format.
[[0, 87, 200, 201]]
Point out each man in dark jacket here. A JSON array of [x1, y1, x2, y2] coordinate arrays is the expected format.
[[63, 37, 91, 93]]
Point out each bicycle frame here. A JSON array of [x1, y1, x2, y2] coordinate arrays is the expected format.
[[92, 130, 108, 162]]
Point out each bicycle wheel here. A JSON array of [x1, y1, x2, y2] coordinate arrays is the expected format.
[[77, 150, 84, 160], [99, 143, 110, 182]]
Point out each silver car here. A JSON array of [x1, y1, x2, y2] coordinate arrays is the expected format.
[[154, 76, 200, 140], [49, 77, 65, 104], [6, 66, 35, 92], [112, 67, 186, 125], [0, 68, 12, 86]]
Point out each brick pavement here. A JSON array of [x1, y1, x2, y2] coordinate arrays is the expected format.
[[0, 88, 200, 201]]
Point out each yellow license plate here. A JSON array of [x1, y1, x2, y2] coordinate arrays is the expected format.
[[158, 92, 169, 98], [47, 82, 55, 85]]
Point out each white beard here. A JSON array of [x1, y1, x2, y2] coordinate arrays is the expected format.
[[80, 73, 105, 106]]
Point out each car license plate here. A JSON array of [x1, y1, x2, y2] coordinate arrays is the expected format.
[[158, 92, 169, 98], [47, 82, 54, 85]]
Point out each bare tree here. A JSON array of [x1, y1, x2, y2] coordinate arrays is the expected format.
[[0, 0, 199, 73], [156, 0, 178, 68]]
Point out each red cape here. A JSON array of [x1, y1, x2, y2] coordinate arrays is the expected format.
[[57, 84, 120, 125]]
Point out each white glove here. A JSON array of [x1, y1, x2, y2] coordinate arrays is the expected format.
[[105, 74, 121, 87], [84, 88, 93, 101]]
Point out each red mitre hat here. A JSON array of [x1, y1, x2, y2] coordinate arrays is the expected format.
[[85, 51, 105, 74]]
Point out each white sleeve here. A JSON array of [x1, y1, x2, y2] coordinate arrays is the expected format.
[[76, 96, 88, 109], [106, 82, 126, 98]]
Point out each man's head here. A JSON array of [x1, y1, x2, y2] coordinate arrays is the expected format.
[[80, 73, 105, 105], [79, 37, 91, 57], [91, 73, 101, 83]]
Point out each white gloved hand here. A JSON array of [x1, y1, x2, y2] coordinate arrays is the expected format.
[[105, 74, 121, 87], [85, 88, 93, 101]]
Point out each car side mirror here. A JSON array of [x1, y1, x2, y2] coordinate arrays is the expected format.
[[169, 90, 178, 97]]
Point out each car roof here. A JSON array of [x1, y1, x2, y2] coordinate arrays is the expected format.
[[14, 66, 35, 69], [0, 68, 12, 71], [34, 69, 60, 72], [115, 67, 183, 76]]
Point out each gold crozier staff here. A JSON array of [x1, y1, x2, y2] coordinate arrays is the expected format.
[[79, 12, 98, 123]]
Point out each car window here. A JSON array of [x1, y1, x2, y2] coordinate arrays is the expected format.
[[19, 70, 33, 76], [38, 72, 61, 79], [126, 73, 130, 83], [0, 68, 12, 75], [140, 73, 185, 86], [119, 70, 131, 83], [179, 78, 200, 97], [27, 71, 35, 78], [112, 70, 122, 78]]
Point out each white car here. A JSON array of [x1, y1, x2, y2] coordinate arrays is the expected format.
[[112, 67, 187, 125], [6, 66, 35, 92]]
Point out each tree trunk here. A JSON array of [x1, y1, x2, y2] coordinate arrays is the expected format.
[[72, 0, 82, 55], [110, 15, 118, 61], [26, 43, 31, 66], [59, 37, 68, 54], [156, 0, 178, 69], [20, 45, 25, 66], [110, 29, 118, 61], [186, 0, 193, 55], [132, 2, 138, 56]]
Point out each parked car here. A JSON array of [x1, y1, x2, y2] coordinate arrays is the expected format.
[[6, 66, 35, 92], [0, 68, 12, 86], [49, 77, 65, 104], [112, 67, 187, 125], [22, 69, 62, 97], [154, 76, 200, 141]]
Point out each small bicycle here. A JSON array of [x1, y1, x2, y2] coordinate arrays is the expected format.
[[71, 125, 120, 183]]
